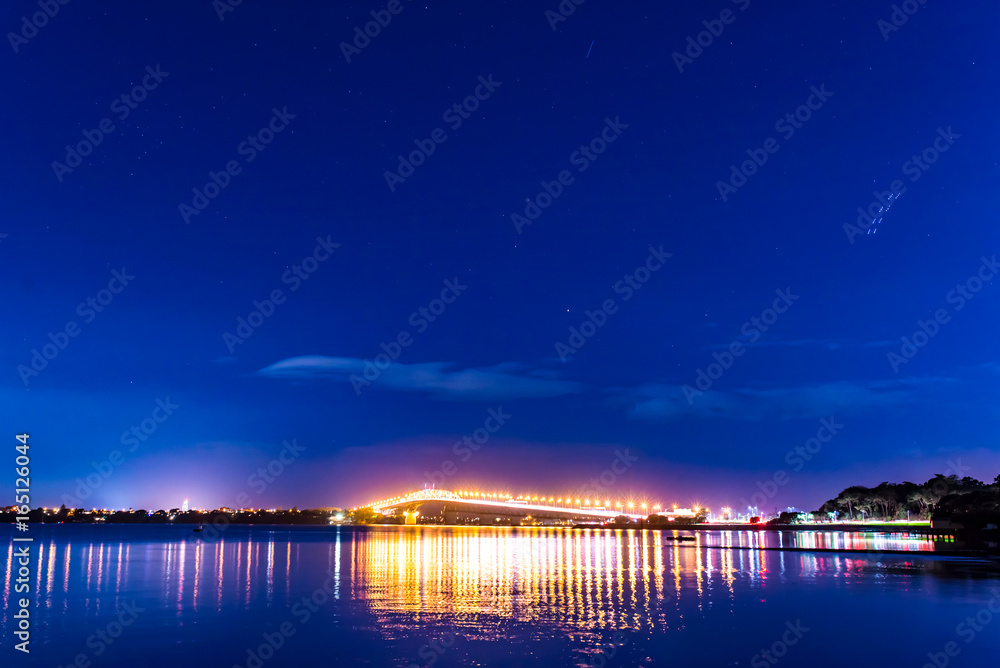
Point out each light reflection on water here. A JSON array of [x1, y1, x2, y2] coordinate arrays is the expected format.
[[0, 525, 993, 667], [0, 526, 944, 625]]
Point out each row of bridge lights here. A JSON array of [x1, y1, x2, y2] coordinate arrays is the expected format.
[[359, 489, 701, 515], [454, 491, 663, 512], [362, 488, 455, 512]]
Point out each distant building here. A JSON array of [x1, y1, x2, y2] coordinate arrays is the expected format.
[[182, 499, 189, 512]]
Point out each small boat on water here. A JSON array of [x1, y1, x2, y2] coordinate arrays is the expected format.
[[193, 525, 204, 533]]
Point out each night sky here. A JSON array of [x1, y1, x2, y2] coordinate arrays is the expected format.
[[6, 1, 999, 513]]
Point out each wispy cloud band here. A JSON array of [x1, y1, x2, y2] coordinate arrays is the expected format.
[[257, 356, 583, 401]]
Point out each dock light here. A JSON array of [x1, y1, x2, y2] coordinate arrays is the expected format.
[[616, 503, 621, 508], [557, 498, 562, 503], [654, 505, 661, 511], [628, 502, 634, 508], [575, 499, 581, 504], [549, 497, 554, 502], [642, 503, 647, 509], [605, 499, 611, 506]]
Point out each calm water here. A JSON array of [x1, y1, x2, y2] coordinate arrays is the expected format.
[[2, 525, 999, 667]]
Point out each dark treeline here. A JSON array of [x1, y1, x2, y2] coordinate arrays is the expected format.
[[817, 473, 1000, 523], [2, 506, 339, 525]]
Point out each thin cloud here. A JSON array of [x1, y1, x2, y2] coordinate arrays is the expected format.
[[615, 377, 952, 422], [257, 356, 583, 401], [708, 338, 896, 351]]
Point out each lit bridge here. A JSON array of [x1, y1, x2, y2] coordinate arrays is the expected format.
[[361, 488, 698, 526]]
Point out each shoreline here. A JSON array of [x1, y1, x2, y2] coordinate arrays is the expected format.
[[10, 522, 996, 561]]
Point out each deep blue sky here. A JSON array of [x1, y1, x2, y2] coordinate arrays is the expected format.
[[5, 1, 999, 513]]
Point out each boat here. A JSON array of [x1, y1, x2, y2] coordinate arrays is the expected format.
[[193, 525, 204, 532]]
